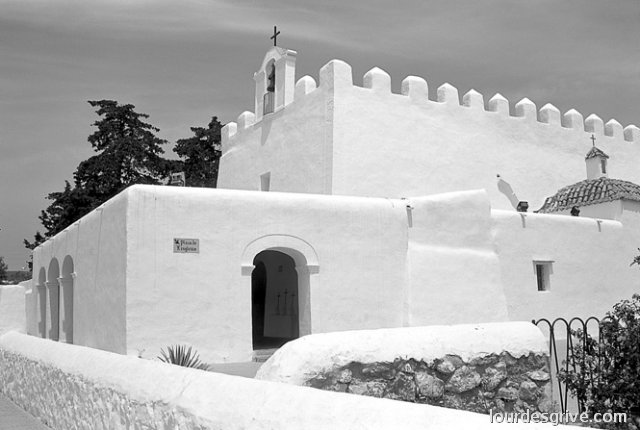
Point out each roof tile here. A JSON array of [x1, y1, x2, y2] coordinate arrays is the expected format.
[[537, 178, 640, 213]]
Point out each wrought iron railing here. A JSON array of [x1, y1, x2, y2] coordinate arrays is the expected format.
[[532, 316, 614, 414]]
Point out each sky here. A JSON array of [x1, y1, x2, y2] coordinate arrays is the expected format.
[[0, 0, 639, 270]]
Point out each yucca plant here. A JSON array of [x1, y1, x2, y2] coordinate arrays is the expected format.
[[158, 345, 209, 370]]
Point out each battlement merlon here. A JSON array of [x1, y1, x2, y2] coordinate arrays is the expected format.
[[222, 52, 640, 150]]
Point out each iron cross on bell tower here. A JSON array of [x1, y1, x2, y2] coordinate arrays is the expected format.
[[270, 26, 281, 46]]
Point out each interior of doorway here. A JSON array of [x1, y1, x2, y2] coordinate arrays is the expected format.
[[252, 250, 300, 350]]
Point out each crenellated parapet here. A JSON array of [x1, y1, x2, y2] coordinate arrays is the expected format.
[[222, 55, 640, 152], [221, 73, 321, 151]]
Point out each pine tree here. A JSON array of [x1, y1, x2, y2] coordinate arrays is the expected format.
[[173, 116, 222, 187], [0, 256, 7, 282], [25, 100, 171, 249]]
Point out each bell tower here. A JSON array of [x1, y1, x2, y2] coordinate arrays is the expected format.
[[585, 134, 609, 180], [253, 44, 297, 122]]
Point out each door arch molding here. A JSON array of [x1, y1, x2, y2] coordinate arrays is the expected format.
[[240, 234, 319, 275]]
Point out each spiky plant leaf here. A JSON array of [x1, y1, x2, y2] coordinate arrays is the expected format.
[[158, 344, 209, 370]]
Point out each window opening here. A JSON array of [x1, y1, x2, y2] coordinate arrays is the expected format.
[[534, 261, 553, 291], [260, 172, 271, 191]]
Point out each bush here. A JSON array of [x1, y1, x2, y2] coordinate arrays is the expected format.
[[158, 345, 209, 370], [559, 294, 640, 428]]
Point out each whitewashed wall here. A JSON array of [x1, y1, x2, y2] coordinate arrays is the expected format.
[[0, 285, 26, 335], [220, 58, 640, 213], [31, 192, 128, 353], [550, 201, 622, 220], [492, 210, 640, 322], [27, 185, 640, 364], [218, 78, 331, 195], [406, 190, 509, 325], [125, 185, 409, 362], [332, 67, 639, 210]]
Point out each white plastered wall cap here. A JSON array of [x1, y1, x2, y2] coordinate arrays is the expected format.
[[220, 122, 238, 150], [585, 114, 604, 135], [487, 93, 509, 115], [462, 89, 484, 109], [237, 111, 255, 130], [401, 76, 429, 102], [437, 83, 459, 105], [319, 59, 353, 91], [624, 124, 640, 142], [514, 97, 536, 120], [363, 67, 391, 93], [538, 103, 561, 125], [294, 76, 317, 101], [562, 109, 584, 130], [256, 322, 548, 386], [604, 119, 623, 138], [256, 46, 297, 74]]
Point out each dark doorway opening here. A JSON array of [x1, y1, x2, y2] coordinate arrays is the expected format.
[[251, 250, 299, 350]]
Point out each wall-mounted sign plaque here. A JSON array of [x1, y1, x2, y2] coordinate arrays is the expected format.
[[173, 238, 199, 253]]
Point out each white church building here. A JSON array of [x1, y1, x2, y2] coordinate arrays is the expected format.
[[27, 46, 640, 363]]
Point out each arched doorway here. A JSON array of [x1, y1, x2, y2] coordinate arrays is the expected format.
[[251, 250, 299, 350], [60, 256, 74, 343]]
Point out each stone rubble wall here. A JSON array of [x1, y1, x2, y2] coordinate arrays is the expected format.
[[305, 352, 554, 414], [257, 322, 556, 414], [0, 331, 575, 430]]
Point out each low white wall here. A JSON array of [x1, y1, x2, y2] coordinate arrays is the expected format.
[[0, 331, 584, 430], [257, 322, 546, 385], [0, 285, 26, 335], [256, 322, 555, 414]]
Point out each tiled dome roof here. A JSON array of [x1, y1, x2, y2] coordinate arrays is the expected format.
[[537, 177, 640, 213]]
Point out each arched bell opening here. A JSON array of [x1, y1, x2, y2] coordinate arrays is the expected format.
[[263, 59, 276, 115]]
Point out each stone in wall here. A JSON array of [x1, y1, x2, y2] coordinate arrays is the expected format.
[[304, 352, 556, 415]]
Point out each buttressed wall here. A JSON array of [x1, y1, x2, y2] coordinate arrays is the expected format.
[[219, 49, 640, 212], [30, 192, 128, 354]]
